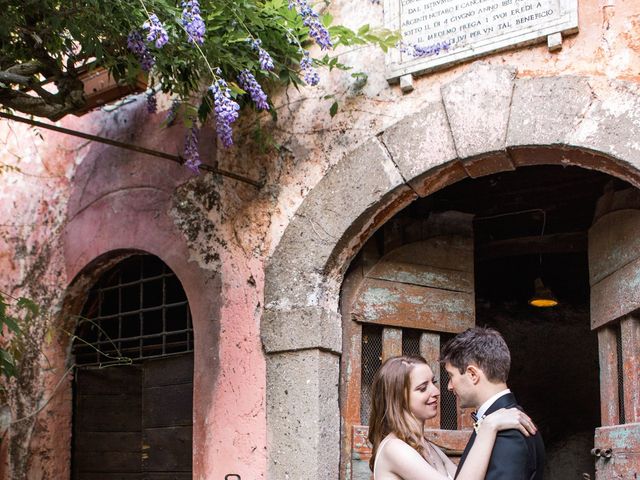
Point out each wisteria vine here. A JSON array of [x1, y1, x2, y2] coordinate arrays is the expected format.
[[120, 0, 398, 174], [127, 0, 334, 172]]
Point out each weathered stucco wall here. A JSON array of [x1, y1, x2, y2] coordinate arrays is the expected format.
[[1, 0, 639, 479]]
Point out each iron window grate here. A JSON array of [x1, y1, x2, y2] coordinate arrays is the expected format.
[[361, 324, 383, 424], [73, 255, 193, 366], [439, 333, 458, 430], [440, 362, 458, 430], [401, 328, 422, 357], [359, 326, 459, 429]]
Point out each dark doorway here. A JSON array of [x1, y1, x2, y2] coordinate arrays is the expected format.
[[71, 254, 193, 480], [384, 165, 633, 478], [475, 252, 599, 479]]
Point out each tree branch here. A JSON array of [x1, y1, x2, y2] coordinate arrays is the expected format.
[[0, 87, 84, 119], [0, 71, 32, 87], [6, 62, 46, 77]]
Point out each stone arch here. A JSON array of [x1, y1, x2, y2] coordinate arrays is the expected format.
[[58, 179, 221, 479], [262, 63, 640, 480]]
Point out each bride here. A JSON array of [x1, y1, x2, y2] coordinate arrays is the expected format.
[[369, 355, 536, 480]]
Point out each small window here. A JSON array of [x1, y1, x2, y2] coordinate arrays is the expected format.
[[359, 325, 458, 430], [73, 255, 193, 365], [360, 324, 383, 424]]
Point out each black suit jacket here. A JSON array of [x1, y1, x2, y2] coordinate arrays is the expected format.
[[455, 393, 545, 480]]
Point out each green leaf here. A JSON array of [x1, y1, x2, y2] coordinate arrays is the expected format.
[[0, 293, 6, 320], [329, 101, 339, 118], [3, 315, 21, 334], [229, 82, 246, 95], [17, 297, 39, 317], [0, 349, 16, 378]]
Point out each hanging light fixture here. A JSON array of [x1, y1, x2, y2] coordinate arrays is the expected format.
[[528, 277, 558, 307], [475, 207, 559, 307], [529, 209, 558, 308]]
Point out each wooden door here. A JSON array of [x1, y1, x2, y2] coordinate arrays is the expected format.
[[73, 365, 143, 479], [142, 355, 193, 479], [588, 188, 640, 479], [73, 354, 193, 479], [342, 211, 476, 479]]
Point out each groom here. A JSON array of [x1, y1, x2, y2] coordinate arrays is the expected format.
[[440, 327, 545, 479]]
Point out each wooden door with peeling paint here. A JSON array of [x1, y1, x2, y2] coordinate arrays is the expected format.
[[588, 188, 640, 480], [340, 211, 476, 480]]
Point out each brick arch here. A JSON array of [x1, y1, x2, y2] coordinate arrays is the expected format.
[[59, 185, 221, 480], [262, 63, 640, 480]]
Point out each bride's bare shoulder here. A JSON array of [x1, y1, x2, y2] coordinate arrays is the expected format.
[[381, 436, 424, 461]]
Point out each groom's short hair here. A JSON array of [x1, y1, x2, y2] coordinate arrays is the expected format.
[[440, 326, 511, 383]]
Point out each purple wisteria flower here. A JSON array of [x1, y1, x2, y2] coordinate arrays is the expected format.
[[208, 76, 240, 147], [289, 0, 333, 50], [399, 40, 452, 58], [238, 70, 269, 110], [251, 39, 275, 71], [143, 13, 169, 48], [146, 90, 157, 114], [127, 30, 155, 71], [183, 126, 201, 173], [165, 98, 180, 125], [300, 52, 320, 86], [182, 0, 206, 45]]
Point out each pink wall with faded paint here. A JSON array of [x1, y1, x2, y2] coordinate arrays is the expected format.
[[0, 0, 639, 478]]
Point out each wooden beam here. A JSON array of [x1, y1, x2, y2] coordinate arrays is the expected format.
[[352, 278, 474, 333], [621, 315, 640, 422], [598, 326, 620, 426], [477, 232, 586, 260], [381, 327, 402, 362], [420, 333, 440, 429]]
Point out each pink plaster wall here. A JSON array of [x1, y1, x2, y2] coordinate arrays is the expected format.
[[0, 99, 268, 479], [0, 0, 639, 478]]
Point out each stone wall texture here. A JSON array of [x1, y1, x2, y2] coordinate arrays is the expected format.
[[1, 0, 640, 479]]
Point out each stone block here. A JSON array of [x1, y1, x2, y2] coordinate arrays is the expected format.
[[379, 99, 458, 184], [267, 350, 340, 480], [441, 63, 516, 159], [507, 75, 593, 150], [265, 138, 405, 309], [569, 78, 640, 173], [261, 307, 341, 354]]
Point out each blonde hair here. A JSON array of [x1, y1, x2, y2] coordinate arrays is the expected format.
[[368, 355, 428, 471]]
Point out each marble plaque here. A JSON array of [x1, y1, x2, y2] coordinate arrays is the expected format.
[[384, 0, 578, 81]]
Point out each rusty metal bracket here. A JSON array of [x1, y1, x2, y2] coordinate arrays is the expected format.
[[0, 111, 263, 188], [591, 447, 613, 459]]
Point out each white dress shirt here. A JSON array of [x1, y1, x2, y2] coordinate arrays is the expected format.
[[477, 388, 511, 419]]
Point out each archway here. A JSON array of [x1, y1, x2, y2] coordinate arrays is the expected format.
[[56, 180, 221, 479], [339, 165, 631, 479], [71, 253, 194, 478], [263, 64, 640, 480]]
